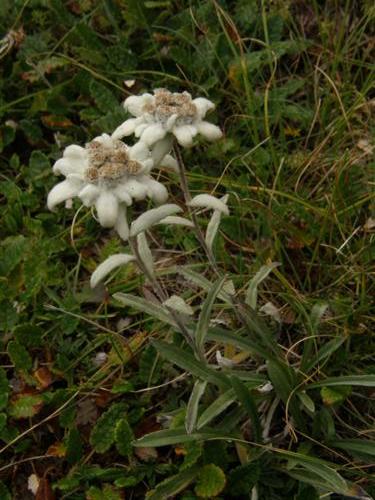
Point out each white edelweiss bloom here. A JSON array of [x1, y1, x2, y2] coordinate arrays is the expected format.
[[47, 134, 169, 240], [112, 88, 223, 148]]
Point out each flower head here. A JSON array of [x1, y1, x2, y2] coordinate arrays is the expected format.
[[112, 89, 223, 148], [47, 134, 168, 240]]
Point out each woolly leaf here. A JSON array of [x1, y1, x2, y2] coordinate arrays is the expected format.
[[185, 379, 207, 434], [90, 403, 126, 453], [194, 464, 226, 498]]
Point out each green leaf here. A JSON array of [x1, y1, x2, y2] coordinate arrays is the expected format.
[[66, 427, 83, 465], [227, 461, 260, 496], [307, 375, 375, 389], [230, 376, 261, 442], [195, 276, 227, 356], [178, 267, 232, 304], [0, 368, 9, 411], [297, 391, 315, 413], [181, 441, 203, 471], [245, 262, 280, 308], [267, 360, 296, 403], [152, 340, 231, 390], [90, 403, 126, 453], [0, 235, 26, 276], [8, 394, 44, 419], [115, 417, 134, 457], [185, 379, 207, 434], [146, 467, 199, 500], [13, 324, 43, 348], [7, 341, 32, 371], [197, 388, 236, 430], [0, 481, 11, 500], [330, 439, 375, 460], [194, 464, 226, 498], [320, 386, 351, 406], [206, 327, 270, 360], [146, 466, 199, 500], [303, 337, 345, 373], [113, 293, 176, 326], [134, 428, 235, 447], [89, 80, 118, 113]]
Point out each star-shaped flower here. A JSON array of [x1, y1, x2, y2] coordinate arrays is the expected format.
[[47, 134, 168, 240], [112, 89, 223, 148]]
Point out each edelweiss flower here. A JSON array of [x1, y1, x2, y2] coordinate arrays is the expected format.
[[47, 134, 168, 240], [112, 88, 223, 148]]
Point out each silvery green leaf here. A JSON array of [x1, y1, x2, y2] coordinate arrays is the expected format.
[[178, 267, 232, 304], [245, 262, 280, 308], [310, 302, 329, 334], [195, 276, 227, 356], [163, 295, 194, 316], [137, 232, 154, 279], [113, 293, 176, 327], [205, 195, 229, 253], [259, 302, 281, 323], [185, 380, 207, 434], [158, 215, 194, 228], [90, 254, 135, 288], [188, 194, 229, 215], [130, 204, 182, 237]]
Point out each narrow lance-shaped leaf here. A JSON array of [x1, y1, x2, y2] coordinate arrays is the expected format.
[[178, 267, 233, 304], [188, 194, 229, 215], [205, 194, 228, 253], [130, 204, 182, 236], [147, 467, 200, 500], [136, 232, 154, 279], [195, 276, 227, 357], [158, 215, 194, 228], [307, 374, 375, 389], [163, 295, 194, 316], [113, 293, 176, 327], [245, 262, 280, 309], [90, 254, 135, 288], [230, 376, 261, 442], [134, 427, 235, 448], [152, 340, 231, 390], [185, 380, 207, 434]]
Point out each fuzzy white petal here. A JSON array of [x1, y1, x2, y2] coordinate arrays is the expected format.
[[157, 215, 194, 228], [159, 154, 178, 172], [124, 94, 153, 117], [113, 185, 133, 206], [173, 124, 197, 147], [134, 123, 149, 137], [151, 137, 173, 167], [129, 140, 151, 161], [63, 144, 86, 160], [196, 121, 223, 141], [124, 179, 148, 200], [142, 177, 169, 204], [95, 191, 119, 227], [47, 179, 81, 211], [111, 118, 141, 140], [78, 184, 100, 207], [140, 123, 166, 146], [188, 194, 229, 215], [53, 158, 86, 176], [130, 204, 182, 237], [115, 205, 129, 241], [193, 97, 215, 118], [90, 254, 135, 288]]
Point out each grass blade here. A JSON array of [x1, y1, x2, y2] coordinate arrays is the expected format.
[[185, 379, 207, 434]]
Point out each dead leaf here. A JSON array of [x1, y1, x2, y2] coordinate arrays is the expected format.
[[46, 442, 66, 458], [34, 367, 53, 389], [134, 446, 158, 462], [36, 478, 55, 500], [76, 398, 98, 426]]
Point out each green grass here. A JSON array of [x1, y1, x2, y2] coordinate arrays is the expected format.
[[0, 0, 374, 498]]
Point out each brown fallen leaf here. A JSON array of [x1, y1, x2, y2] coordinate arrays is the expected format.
[[36, 478, 55, 500], [34, 367, 53, 389]]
